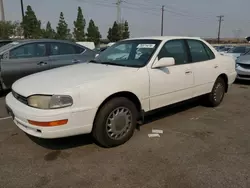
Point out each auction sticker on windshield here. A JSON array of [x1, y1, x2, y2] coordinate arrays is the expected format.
[[137, 44, 156, 48]]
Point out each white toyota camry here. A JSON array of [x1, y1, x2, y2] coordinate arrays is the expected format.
[[6, 36, 237, 147]]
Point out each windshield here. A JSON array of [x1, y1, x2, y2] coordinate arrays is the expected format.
[[0, 41, 19, 52], [93, 39, 161, 68], [227, 46, 246, 53]]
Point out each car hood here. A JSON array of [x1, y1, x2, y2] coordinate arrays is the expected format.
[[237, 55, 250, 64], [12, 63, 139, 97]]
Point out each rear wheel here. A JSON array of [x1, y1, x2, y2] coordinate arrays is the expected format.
[[92, 97, 138, 148], [206, 77, 226, 107]]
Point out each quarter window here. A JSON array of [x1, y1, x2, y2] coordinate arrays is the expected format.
[[158, 40, 188, 65], [187, 40, 210, 62], [9, 43, 46, 59]]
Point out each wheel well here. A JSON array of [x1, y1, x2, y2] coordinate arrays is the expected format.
[[218, 74, 228, 92], [97, 92, 142, 113], [92, 92, 142, 131]]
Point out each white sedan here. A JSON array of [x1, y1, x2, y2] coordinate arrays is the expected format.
[[6, 36, 237, 147]]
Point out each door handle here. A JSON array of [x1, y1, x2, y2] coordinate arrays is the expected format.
[[185, 70, 192, 74], [37, 61, 47, 66], [214, 65, 218, 68]]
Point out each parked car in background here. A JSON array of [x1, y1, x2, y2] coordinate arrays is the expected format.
[[6, 36, 236, 148], [0, 39, 96, 93], [236, 50, 250, 80], [0, 39, 12, 48], [224, 46, 250, 60], [218, 46, 233, 53]]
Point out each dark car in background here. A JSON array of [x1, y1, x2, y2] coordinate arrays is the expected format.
[[0, 39, 96, 93], [0, 40, 12, 48]]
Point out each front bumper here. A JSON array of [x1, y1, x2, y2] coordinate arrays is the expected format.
[[236, 66, 250, 81], [5, 93, 97, 139]]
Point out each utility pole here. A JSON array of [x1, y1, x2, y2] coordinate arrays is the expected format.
[[0, 0, 5, 21], [20, 0, 25, 21], [217, 15, 224, 44], [161, 5, 165, 36], [115, 0, 123, 39], [116, 0, 122, 24]]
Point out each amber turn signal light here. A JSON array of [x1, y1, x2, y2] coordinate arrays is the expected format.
[[28, 119, 68, 127]]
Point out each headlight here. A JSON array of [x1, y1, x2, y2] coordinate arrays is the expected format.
[[27, 95, 73, 109]]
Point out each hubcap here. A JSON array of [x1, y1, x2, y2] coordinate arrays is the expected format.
[[105, 107, 132, 140], [213, 83, 224, 102]]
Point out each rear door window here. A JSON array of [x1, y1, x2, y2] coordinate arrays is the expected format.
[[187, 40, 210, 62], [50, 42, 85, 56]]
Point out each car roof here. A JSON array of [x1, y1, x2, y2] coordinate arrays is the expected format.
[[7, 39, 94, 51], [13, 39, 75, 44], [124, 36, 202, 41]]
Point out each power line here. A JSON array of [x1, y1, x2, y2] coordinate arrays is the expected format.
[[217, 15, 224, 44], [0, 0, 5, 21]]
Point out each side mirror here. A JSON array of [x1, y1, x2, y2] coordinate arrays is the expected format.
[[95, 53, 99, 58], [152, 57, 175, 68]]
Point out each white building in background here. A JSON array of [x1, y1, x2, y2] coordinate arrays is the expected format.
[[76, 41, 95, 50]]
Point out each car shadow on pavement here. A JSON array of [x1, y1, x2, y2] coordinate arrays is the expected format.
[[27, 134, 94, 150], [0, 89, 10, 98], [141, 98, 201, 126], [234, 79, 250, 86], [28, 98, 202, 150]]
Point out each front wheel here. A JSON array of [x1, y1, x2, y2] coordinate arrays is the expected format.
[[206, 77, 226, 107], [92, 97, 138, 148]]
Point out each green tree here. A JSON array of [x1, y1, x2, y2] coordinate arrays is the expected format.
[[0, 21, 15, 39], [86, 19, 101, 45], [56, 12, 71, 40], [73, 6, 86, 41], [42, 21, 56, 39], [107, 27, 112, 42], [111, 21, 120, 42], [21, 5, 41, 38], [122, 20, 130, 39]]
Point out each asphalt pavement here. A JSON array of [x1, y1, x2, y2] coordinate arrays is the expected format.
[[0, 82, 250, 188]]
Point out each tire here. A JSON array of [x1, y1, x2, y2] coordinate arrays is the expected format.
[[92, 97, 138, 148], [206, 77, 226, 107]]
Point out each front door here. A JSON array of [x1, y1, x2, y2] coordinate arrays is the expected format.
[[148, 39, 194, 110], [1, 42, 49, 88]]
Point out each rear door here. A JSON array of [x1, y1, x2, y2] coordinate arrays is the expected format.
[[1, 42, 49, 88], [186, 39, 218, 96], [48, 42, 94, 68]]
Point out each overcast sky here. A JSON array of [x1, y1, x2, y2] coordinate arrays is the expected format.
[[3, 0, 250, 38]]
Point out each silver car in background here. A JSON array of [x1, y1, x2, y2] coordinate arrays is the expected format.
[[236, 50, 250, 80]]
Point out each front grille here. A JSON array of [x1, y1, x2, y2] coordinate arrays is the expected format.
[[238, 63, 250, 69], [238, 74, 250, 78], [12, 90, 28, 105]]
